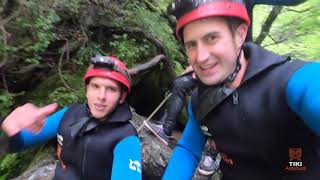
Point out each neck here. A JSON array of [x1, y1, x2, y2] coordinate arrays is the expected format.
[[227, 53, 248, 89]]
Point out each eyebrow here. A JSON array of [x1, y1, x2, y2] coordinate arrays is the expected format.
[[202, 31, 219, 40], [184, 31, 220, 45]]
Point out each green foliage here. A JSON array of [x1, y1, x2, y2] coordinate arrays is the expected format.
[[0, 92, 14, 117], [253, 0, 320, 60], [76, 44, 103, 65], [128, 2, 186, 67], [5, 0, 61, 64], [109, 34, 155, 67], [25, 71, 85, 107], [158, 0, 174, 11], [49, 87, 85, 107], [58, 0, 86, 16], [0, 154, 19, 179], [173, 60, 184, 75], [0, 150, 34, 179], [0, 45, 18, 56]]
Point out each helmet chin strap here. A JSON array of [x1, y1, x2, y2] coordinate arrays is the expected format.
[[222, 48, 243, 86]]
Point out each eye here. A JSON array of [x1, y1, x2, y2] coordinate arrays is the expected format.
[[184, 42, 196, 51], [107, 86, 118, 92], [206, 34, 216, 44], [90, 83, 99, 89]]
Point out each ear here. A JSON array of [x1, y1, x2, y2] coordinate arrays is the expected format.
[[119, 92, 128, 104], [235, 24, 248, 48]]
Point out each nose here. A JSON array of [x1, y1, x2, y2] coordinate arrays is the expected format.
[[97, 89, 106, 101], [196, 43, 210, 64]]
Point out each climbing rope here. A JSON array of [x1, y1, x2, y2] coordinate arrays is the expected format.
[[137, 92, 172, 132]]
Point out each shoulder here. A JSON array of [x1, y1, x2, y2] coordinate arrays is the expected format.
[[64, 103, 85, 113], [287, 62, 320, 91], [121, 121, 138, 137]]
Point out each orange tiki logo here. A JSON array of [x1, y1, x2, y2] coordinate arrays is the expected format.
[[220, 153, 235, 166], [289, 148, 302, 161], [285, 147, 306, 171]]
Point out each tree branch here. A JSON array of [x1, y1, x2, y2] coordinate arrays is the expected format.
[[97, 25, 166, 55], [1, 70, 8, 93], [0, 9, 20, 69], [0, 11, 19, 26], [0, 27, 9, 69], [254, 6, 283, 44], [263, 32, 306, 48], [58, 39, 78, 92], [129, 54, 170, 76], [286, 7, 313, 13]]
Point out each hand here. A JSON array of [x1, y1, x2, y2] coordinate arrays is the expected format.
[[172, 73, 198, 95], [181, 65, 197, 79], [181, 65, 193, 75], [1, 103, 58, 137]]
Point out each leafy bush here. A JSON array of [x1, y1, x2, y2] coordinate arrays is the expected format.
[[76, 44, 103, 65], [25, 70, 85, 107], [6, 0, 61, 64], [0, 93, 14, 117], [109, 34, 155, 67], [127, 2, 186, 68], [0, 150, 35, 179], [49, 87, 85, 107]]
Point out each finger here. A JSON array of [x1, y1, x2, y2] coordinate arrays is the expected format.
[[192, 72, 198, 79], [38, 103, 58, 117], [181, 65, 193, 75]]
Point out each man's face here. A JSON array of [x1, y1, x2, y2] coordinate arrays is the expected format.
[[183, 17, 245, 85], [86, 77, 126, 120]]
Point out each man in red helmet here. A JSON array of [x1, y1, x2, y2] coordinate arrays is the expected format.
[[1, 55, 141, 180], [163, 0, 320, 179]]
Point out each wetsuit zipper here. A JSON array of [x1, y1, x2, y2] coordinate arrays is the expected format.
[[232, 90, 246, 120], [232, 91, 239, 105], [82, 136, 89, 179]]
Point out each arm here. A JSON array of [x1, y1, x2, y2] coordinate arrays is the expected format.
[[111, 135, 141, 180], [163, 103, 207, 180], [1, 103, 58, 136], [253, 0, 307, 6], [286, 62, 320, 136], [164, 73, 198, 135], [9, 107, 68, 151]]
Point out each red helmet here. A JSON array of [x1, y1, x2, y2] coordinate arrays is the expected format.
[[83, 55, 131, 93], [169, 0, 251, 40]]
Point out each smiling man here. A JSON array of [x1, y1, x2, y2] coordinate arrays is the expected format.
[[163, 0, 320, 179], [1, 55, 141, 180]]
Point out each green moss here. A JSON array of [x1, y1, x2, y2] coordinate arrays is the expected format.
[[109, 34, 157, 68], [25, 70, 85, 106], [0, 92, 14, 117], [0, 149, 36, 179], [132, 5, 185, 63]]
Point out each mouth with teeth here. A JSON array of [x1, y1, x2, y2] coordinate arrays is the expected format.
[[199, 62, 219, 76]]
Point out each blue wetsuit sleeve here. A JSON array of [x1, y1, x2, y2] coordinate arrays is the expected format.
[[9, 107, 68, 151], [112, 135, 141, 180], [163, 103, 207, 180], [286, 62, 320, 136], [253, 0, 306, 5]]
